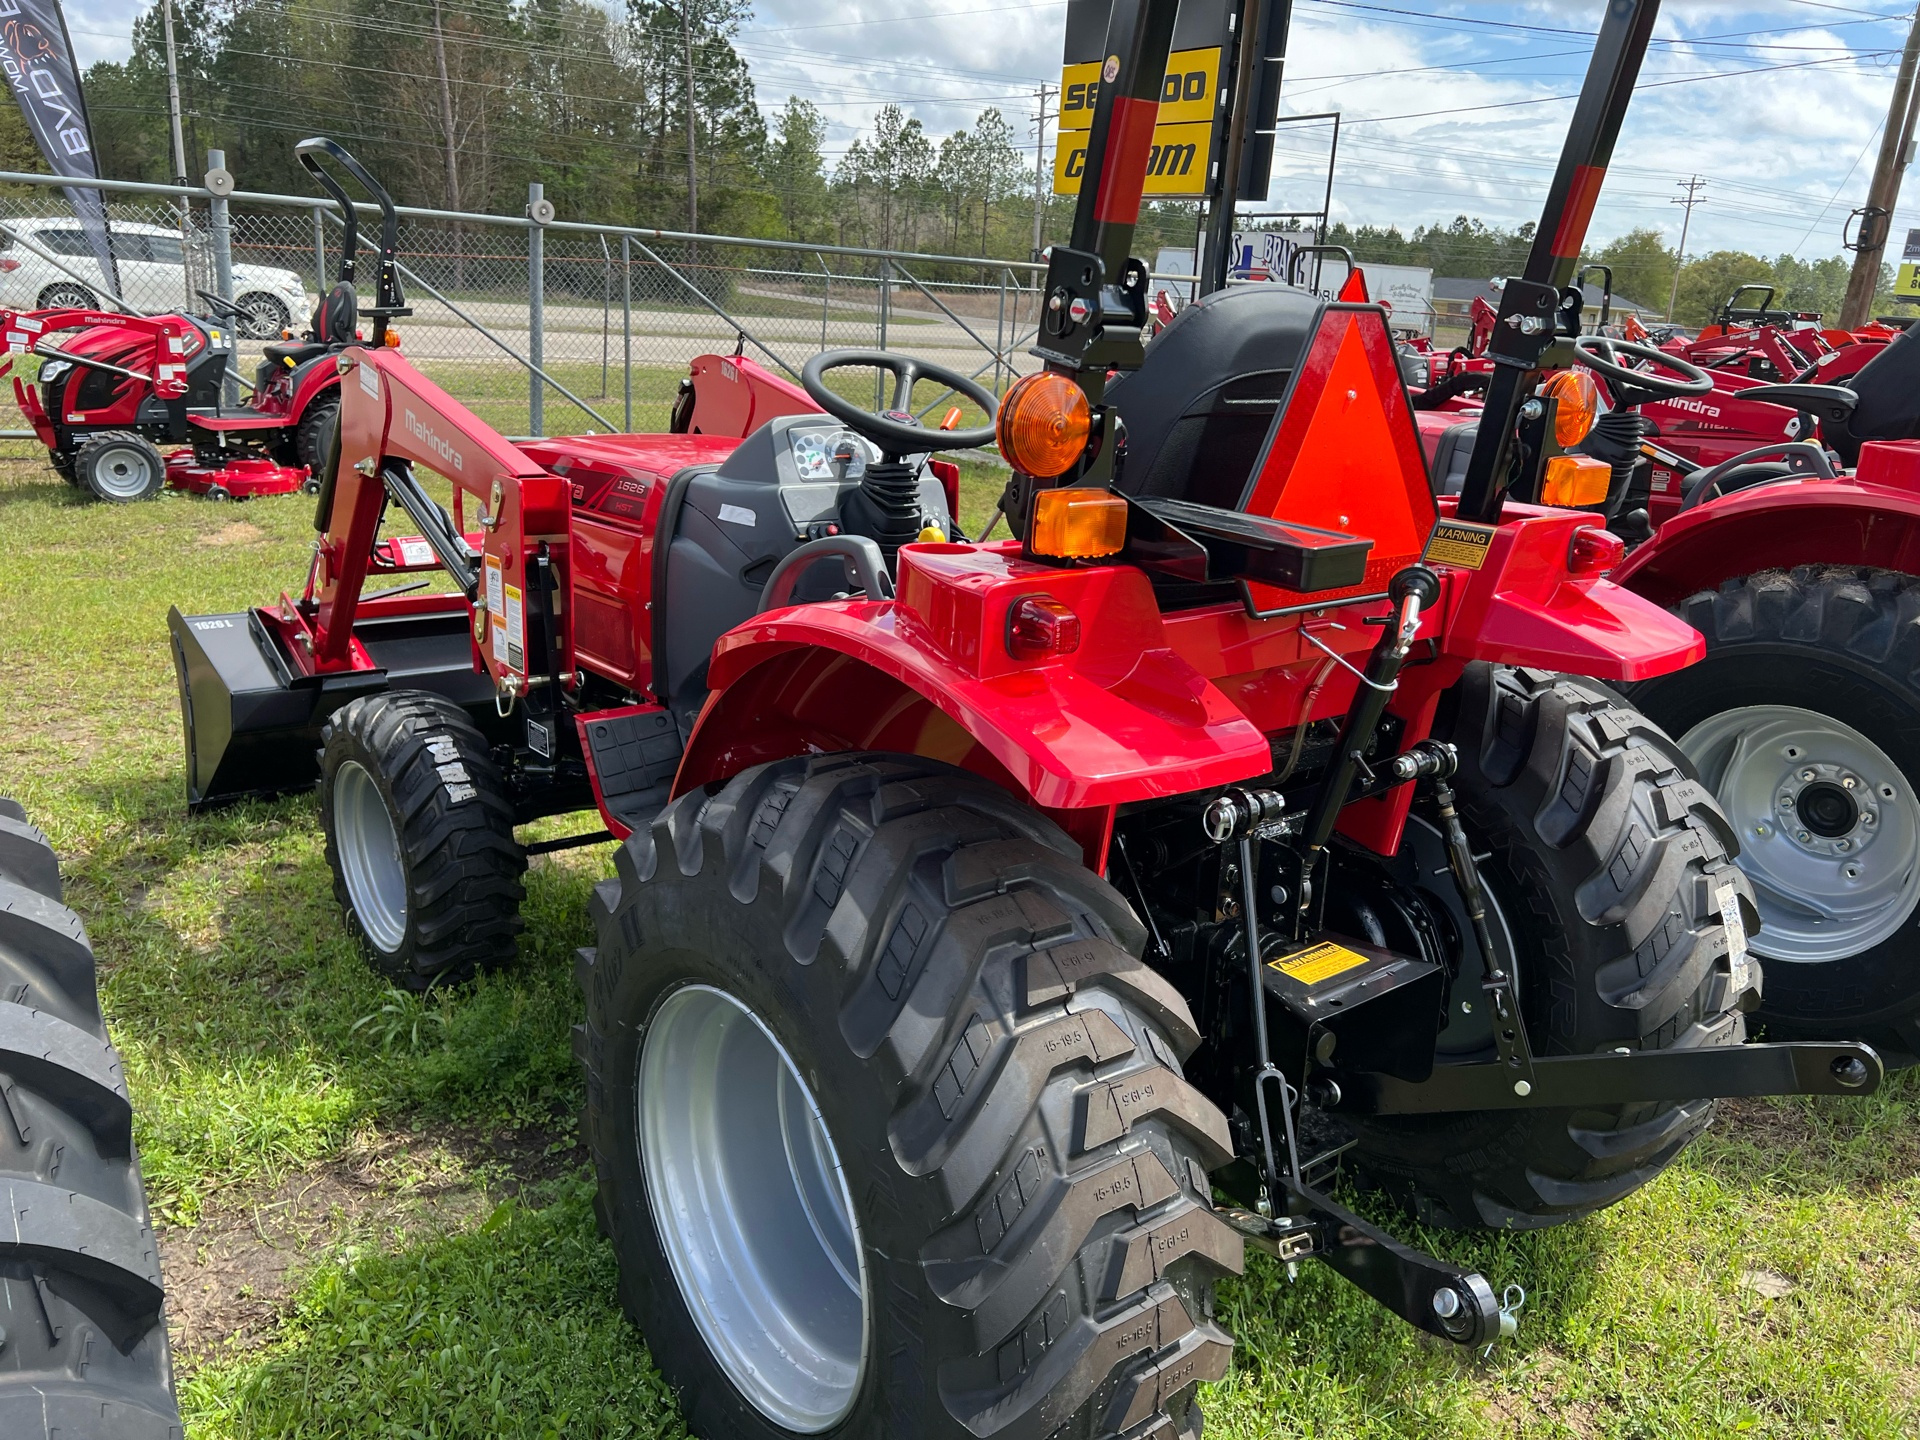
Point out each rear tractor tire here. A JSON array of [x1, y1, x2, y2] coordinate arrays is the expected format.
[[73, 432, 166, 504], [319, 691, 526, 988], [1348, 665, 1761, 1230], [581, 754, 1239, 1440], [0, 799, 183, 1438], [1632, 567, 1920, 1065]]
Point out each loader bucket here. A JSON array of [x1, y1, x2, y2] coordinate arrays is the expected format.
[[168, 602, 494, 809]]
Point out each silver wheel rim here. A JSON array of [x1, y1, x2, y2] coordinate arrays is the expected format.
[[639, 984, 867, 1432], [1681, 704, 1920, 963], [239, 295, 285, 337], [88, 443, 156, 500], [332, 760, 409, 952]]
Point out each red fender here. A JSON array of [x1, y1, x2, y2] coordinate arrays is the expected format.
[[677, 543, 1273, 824], [1612, 441, 1920, 608]]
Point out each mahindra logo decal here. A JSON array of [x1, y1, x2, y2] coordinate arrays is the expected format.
[[404, 408, 464, 472]]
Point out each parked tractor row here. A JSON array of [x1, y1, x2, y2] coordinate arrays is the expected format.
[[10, 0, 1920, 1436]]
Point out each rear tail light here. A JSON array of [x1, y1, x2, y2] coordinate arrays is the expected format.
[[1540, 454, 1611, 507], [1006, 594, 1080, 660], [1568, 525, 1625, 575], [0, 258, 18, 272], [1029, 485, 1127, 560]]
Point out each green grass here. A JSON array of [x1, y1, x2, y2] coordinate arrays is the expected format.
[[2, 410, 1916, 1438]]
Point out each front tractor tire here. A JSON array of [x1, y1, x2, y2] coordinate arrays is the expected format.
[[1350, 666, 1761, 1230], [73, 431, 166, 504], [581, 755, 1240, 1440], [319, 691, 526, 988], [1632, 567, 1920, 1064]]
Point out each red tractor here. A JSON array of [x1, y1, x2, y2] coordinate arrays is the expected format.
[[0, 140, 403, 503], [1394, 268, 1920, 1063], [168, 3, 1882, 1435]]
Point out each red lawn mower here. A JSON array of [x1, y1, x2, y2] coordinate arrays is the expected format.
[[167, 6, 1883, 1436], [0, 140, 405, 503]]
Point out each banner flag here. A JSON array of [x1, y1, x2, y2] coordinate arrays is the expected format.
[[0, 0, 120, 298]]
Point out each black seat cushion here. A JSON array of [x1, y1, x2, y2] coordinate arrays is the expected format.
[[1107, 285, 1321, 511], [263, 340, 329, 368], [311, 281, 359, 345]]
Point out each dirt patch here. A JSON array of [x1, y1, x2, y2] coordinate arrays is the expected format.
[[160, 1121, 584, 1365], [199, 521, 266, 547]]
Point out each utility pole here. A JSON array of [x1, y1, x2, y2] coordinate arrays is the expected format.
[[1840, 5, 1920, 328], [678, 1, 700, 236], [160, 0, 188, 186], [1031, 83, 1054, 261], [161, 0, 191, 306], [429, 0, 461, 211], [1666, 175, 1705, 322]]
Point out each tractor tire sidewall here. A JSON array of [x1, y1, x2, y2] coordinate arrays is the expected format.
[[582, 754, 1238, 1440], [0, 802, 183, 1437], [319, 691, 526, 988], [1632, 566, 1920, 1063], [74, 432, 166, 504], [295, 389, 340, 479], [1351, 665, 1756, 1231]]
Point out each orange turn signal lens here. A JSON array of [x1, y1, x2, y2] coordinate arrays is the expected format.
[[997, 372, 1091, 478], [1541, 368, 1600, 447], [1029, 486, 1127, 560], [384, 328, 402, 348], [1541, 454, 1612, 508]]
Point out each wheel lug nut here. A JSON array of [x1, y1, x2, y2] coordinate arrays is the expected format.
[[1797, 830, 1813, 843], [1836, 839, 1852, 851], [1778, 795, 1794, 810], [1864, 811, 1877, 825], [1800, 769, 1818, 782], [1843, 776, 1858, 790]]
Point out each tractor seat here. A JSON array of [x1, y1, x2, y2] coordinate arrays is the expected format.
[[1106, 284, 1320, 511], [263, 339, 329, 369], [311, 281, 359, 346]]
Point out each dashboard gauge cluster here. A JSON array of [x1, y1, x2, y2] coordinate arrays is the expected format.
[[788, 426, 881, 482]]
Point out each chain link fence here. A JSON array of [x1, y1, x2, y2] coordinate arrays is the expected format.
[[0, 169, 1061, 441]]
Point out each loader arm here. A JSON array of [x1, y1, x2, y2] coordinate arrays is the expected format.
[[308, 347, 560, 674]]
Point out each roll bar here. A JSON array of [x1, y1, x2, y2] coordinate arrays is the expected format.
[[296, 137, 409, 344]]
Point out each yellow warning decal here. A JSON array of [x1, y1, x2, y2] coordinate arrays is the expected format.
[[1269, 941, 1370, 987], [1423, 519, 1496, 571]]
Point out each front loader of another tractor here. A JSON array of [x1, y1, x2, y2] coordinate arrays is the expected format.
[[168, 2, 1884, 1436]]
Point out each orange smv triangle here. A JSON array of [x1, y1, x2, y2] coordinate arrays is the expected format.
[[1237, 303, 1437, 613]]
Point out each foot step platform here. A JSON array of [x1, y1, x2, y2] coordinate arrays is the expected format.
[[580, 706, 683, 837]]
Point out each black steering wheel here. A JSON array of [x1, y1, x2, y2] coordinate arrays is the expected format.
[[801, 349, 998, 458], [196, 289, 247, 322], [1571, 335, 1714, 403]]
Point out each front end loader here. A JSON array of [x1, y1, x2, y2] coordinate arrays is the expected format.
[[167, 3, 1883, 1436]]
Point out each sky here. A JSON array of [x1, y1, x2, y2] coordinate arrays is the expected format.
[[56, 0, 1920, 263]]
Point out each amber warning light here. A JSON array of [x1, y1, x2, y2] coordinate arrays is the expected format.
[[997, 372, 1091, 478]]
